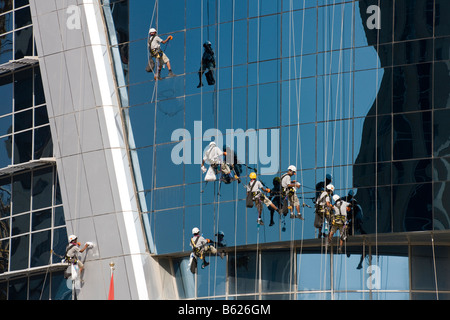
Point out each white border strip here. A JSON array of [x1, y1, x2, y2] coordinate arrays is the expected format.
[[83, 0, 149, 300]]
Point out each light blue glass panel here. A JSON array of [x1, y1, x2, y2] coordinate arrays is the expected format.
[[248, 60, 280, 86], [155, 97, 184, 145], [248, 15, 280, 63], [297, 252, 331, 291], [127, 103, 155, 149], [318, 3, 353, 52], [354, 69, 383, 118], [281, 8, 316, 57], [248, 82, 280, 130], [377, 254, 409, 291], [317, 119, 352, 168], [127, 81, 156, 107], [231, 19, 248, 66], [130, 0, 156, 42], [186, 0, 217, 30], [153, 185, 184, 211], [332, 250, 366, 292], [154, 208, 183, 254], [281, 77, 316, 126], [317, 72, 353, 122], [186, 28, 204, 75], [282, 0, 317, 11], [133, 146, 153, 192], [249, 0, 281, 17], [158, 0, 185, 33], [155, 143, 183, 188], [197, 255, 226, 298], [317, 49, 353, 75], [355, 46, 380, 71], [281, 54, 316, 81], [127, 39, 153, 86]]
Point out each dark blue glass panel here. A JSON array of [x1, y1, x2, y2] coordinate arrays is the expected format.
[[393, 111, 431, 160], [393, 183, 432, 232]]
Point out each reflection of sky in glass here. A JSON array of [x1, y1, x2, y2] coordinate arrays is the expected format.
[[103, 0, 385, 255]]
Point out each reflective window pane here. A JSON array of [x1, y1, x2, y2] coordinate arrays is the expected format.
[[13, 68, 32, 112], [393, 112, 431, 160], [10, 234, 28, 271], [13, 129, 32, 164], [31, 209, 51, 231], [12, 172, 30, 214], [30, 230, 50, 268], [33, 125, 53, 159], [11, 213, 28, 236]]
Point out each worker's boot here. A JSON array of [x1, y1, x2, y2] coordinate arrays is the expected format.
[[168, 70, 175, 77]]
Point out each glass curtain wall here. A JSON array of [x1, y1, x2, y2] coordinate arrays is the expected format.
[[101, 0, 450, 299]]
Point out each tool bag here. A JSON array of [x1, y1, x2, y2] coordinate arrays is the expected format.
[[246, 180, 257, 208]]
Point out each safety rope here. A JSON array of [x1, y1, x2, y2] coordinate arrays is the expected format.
[[149, 0, 159, 255], [431, 233, 439, 300]]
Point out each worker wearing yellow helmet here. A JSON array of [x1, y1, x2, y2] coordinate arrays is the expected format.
[[245, 172, 280, 225]]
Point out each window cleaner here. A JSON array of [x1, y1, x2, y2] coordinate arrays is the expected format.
[[245, 172, 281, 226], [328, 194, 351, 253], [315, 184, 334, 238], [280, 165, 304, 220], [148, 28, 174, 80], [189, 227, 223, 273]]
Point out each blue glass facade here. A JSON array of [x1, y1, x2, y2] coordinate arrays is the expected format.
[[103, 0, 450, 299]]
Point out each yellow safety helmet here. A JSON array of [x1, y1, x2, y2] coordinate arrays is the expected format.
[[249, 172, 257, 180]]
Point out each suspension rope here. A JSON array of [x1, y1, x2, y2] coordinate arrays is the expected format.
[[288, 0, 308, 297], [149, 0, 159, 253], [431, 233, 439, 300]]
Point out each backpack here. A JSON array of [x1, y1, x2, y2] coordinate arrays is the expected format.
[[279, 174, 290, 214], [246, 180, 257, 208]]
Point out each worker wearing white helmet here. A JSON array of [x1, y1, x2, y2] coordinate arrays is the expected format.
[[190, 227, 222, 269], [329, 194, 350, 252], [65, 235, 93, 274], [315, 184, 334, 238], [280, 165, 304, 220], [148, 27, 174, 79]]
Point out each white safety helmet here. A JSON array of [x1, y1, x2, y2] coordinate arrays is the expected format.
[[149, 28, 157, 34], [326, 184, 335, 192], [68, 234, 77, 242], [288, 165, 297, 172], [332, 194, 340, 202], [192, 227, 200, 235]]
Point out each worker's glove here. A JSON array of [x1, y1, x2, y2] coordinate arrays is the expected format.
[[168, 35, 173, 41], [201, 165, 207, 173], [296, 182, 301, 188], [86, 242, 94, 248]]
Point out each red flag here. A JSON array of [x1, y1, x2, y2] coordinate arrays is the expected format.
[[108, 272, 114, 300]]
